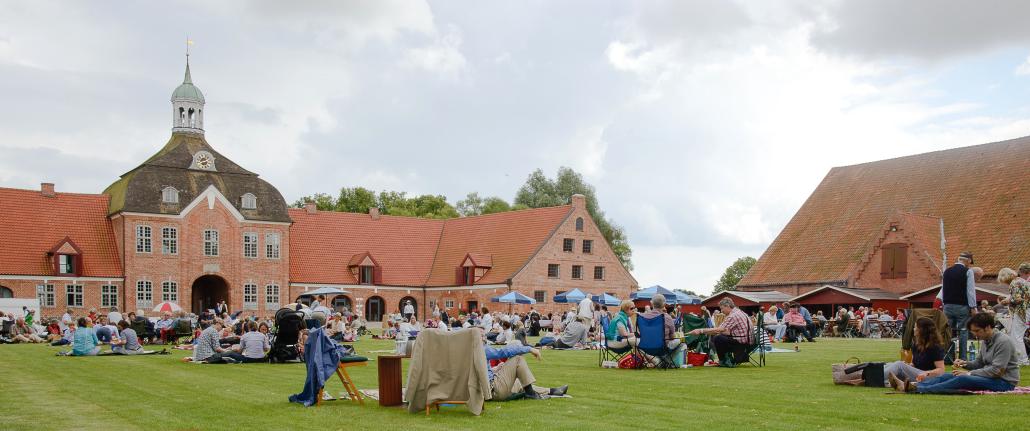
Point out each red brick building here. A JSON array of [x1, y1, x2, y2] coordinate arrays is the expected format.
[[736, 137, 1030, 311], [0, 62, 636, 319]]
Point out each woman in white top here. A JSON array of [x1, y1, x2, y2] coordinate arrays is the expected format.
[[763, 306, 787, 342]]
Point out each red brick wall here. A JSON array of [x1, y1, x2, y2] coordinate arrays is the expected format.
[[1, 278, 125, 319], [510, 199, 637, 315], [121, 196, 290, 317], [854, 230, 941, 295]]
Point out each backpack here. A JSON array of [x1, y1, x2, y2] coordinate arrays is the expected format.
[[617, 353, 643, 369]]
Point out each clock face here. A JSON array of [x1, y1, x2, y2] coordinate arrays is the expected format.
[[191, 151, 216, 171], [196, 154, 212, 169]]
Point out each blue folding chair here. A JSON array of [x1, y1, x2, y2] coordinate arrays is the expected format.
[[597, 315, 632, 367], [634, 314, 675, 369]]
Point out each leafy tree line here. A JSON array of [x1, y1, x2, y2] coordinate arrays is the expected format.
[[292, 167, 633, 270], [713, 256, 757, 293]]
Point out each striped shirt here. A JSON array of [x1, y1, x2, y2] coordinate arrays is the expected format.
[[721, 308, 752, 344], [193, 326, 220, 361]]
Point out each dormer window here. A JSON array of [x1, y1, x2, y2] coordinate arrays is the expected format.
[[348, 252, 382, 285], [162, 186, 179, 204], [58, 254, 75, 274], [456, 253, 493, 286], [241, 193, 257, 210], [359, 266, 374, 285]]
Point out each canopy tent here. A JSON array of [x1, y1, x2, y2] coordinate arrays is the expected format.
[[630, 285, 678, 302], [553, 288, 587, 303], [296, 287, 350, 297], [674, 291, 702, 305], [591, 293, 621, 306], [491, 291, 537, 305]]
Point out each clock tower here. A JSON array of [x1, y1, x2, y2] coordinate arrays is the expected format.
[[171, 60, 205, 134]]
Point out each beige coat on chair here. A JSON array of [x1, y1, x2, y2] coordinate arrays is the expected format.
[[404, 328, 491, 415]]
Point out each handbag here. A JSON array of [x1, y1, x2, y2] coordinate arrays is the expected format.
[[842, 361, 886, 387], [618, 353, 643, 369], [831, 357, 864, 385]]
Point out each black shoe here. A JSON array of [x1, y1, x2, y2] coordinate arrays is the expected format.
[[548, 385, 568, 396], [523, 390, 547, 400]]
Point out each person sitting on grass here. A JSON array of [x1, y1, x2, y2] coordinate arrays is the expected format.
[[890, 312, 1019, 394], [11, 318, 43, 343], [481, 329, 569, 401], [538, 316, 589, 349], [188, 320, 229, 363], [51, 321, 76, 346], [688, 297, 752, 366], [494, 320, 514, 345], [882, 317, 945, 387], [783, 304, 814, 342], [69, 317, 100, 356], [111, 320, 144, 355], [217, 321, 271, 363]]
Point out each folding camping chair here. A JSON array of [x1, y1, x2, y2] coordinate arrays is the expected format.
[[681, 313, 710, 354], [634, 314, 676, 369], [170, 319, 193, 344], [317, 356, 368, 407], [597, 315, 632, 367]]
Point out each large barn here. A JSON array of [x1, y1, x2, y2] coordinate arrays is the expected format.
[[736, 136, 1030, 313]]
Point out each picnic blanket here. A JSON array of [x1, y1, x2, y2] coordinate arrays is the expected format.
[[966, 386, 1030, 395]]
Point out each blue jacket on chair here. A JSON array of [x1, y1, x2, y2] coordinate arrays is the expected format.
[[289, 328, 340, 407]]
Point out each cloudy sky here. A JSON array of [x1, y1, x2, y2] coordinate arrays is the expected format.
[[3, 1, 1030, 294]]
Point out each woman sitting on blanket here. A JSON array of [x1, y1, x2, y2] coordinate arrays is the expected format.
[[67, 317, 100, 356], [111, 320, 144, 355], [604, 300, 637, 349], [891, 312, 1020, 394], [881, 317, 945, 387]]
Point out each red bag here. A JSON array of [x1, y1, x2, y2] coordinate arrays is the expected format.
[[618, 353, 642, 369], [687, 352, 708, 367]]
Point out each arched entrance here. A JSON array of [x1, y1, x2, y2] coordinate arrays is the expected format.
[[332, 295, 353, 313], [365, 295, 385, 322], [0, 285, 12, 298], [399, 296, 418, 320], [191, 275, 229, 314]]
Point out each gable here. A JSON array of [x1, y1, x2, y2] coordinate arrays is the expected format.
[[741, 135, 1030, 287]]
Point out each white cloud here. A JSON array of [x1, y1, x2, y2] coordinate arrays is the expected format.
[[1017, 55, 1030, 75], [403, 24, 468, 78]]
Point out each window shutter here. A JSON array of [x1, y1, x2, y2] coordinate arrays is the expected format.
[[880, 245, 892, 279], [895, 245, 908, 277], [373, 266, 383, 285], [456, 267, 464, 285]]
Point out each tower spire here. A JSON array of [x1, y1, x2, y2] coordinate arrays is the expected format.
[[184, 36, 194, 84]]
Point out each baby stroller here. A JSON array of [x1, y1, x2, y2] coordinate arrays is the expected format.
[[269, 308, 305, 363]]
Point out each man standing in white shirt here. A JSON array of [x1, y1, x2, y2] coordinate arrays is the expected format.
[[403, 300, 415, 321], [578, 296, 593, 330]]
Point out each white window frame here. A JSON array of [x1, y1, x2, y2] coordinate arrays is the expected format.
[[241, 193, 257, 210], [136, 280, 153, 308], [37, 284, 55, 307], [594, 266, 605, 280], [547, 264, 560, 278], [243, 232, 258, 258], [445, 300, 455, 308], [265, 232, 280, 259], [243, 283, 258, 310], [162, 186, 179, 204], [161, 281, 178, 303], [66, 284, 83, 307], [58, 254, 74, 274], [101, 285, 118, 308], [572, 265, 583, 280], [203, 229, 219, 257], [162, 227, 178, 255], [136, 225, 152, 253], [265, 284, 280, 310]]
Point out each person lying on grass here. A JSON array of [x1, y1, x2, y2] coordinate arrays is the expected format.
[[881, 317, 945, 387], [890, 312, 1019, 394], [479, 328, 568, 401]]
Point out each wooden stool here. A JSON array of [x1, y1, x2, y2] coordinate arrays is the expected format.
[[426, 400, 469, 416], [317, 361, 367, 407]]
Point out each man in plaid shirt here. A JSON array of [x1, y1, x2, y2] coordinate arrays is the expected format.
[[689, 298, 752, 365]]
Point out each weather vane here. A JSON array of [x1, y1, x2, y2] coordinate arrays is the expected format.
[[186, 35, 194, 63]]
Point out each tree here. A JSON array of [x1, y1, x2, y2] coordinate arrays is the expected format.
[[457, 192, 513, 217], [674, 289, 701, 298], [293, 187, 459, 219], [514, 167, 633, 270], [481, 197, 512, 215], [713, 256, 757, 294]]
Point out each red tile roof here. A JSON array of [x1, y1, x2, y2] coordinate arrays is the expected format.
[[0, 187, 122, 277], [740, 136, 1030, 287], [288, 205, 573, 287], [288, 210, 444, 286], [426, 206, 572, 286]]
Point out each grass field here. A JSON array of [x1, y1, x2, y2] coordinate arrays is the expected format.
[[2, 337, 1028, 430]]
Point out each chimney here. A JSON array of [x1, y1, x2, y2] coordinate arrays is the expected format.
[[304, 202, 317, 214], [41, 182, 56, 198], [369, 207, 380, 220], [570, 193, 586, 208]]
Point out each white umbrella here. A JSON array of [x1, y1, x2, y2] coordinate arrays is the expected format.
[[297, 287, 350, 296], [152, 301, 182, 313]]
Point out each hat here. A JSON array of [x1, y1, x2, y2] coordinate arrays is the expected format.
[[1019, 262, 1030, 274], [959, 251, 974, 264]]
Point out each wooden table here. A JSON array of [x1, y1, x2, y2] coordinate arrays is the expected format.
[[377, 354, 409, 407]]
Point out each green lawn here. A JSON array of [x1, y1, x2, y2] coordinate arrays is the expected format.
[[2, 337, 1028, 430]]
